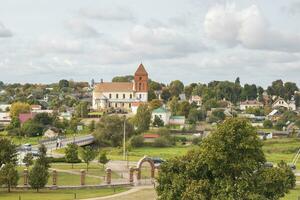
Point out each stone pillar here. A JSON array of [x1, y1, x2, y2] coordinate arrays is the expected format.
[[129, 167, 134, 183], [23, 169, 28, 186], [52, 170, 57, 187], [80, 169, 86, 186], [106, 168, 112, 184]]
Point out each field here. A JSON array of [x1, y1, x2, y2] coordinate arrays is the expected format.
[[0, 187, 128, 200]]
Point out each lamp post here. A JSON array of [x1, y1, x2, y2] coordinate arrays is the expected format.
[[123, 115, 126, 160]]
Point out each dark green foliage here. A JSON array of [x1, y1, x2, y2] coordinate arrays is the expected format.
[[33, 113, 53, 126], [130, 135, 144, 147], [152, 115, 164, 127], [134, 104, 151, 133], [88, 120, 96, 132], [28, 163, 49, 192], [263, 120, 273, 129], [23, 153, 34, 168], [98, 151, 110, 168], [156, 118, 295, 200], [58, 79, 69, 89], [112, 75, 134, 82], [36, 144, 50, 168], [0, 163, 19, 192], [75, 101, 89, 118], [169, 80, 184, 97], [0, 138, 17, 166], [94, 115, 134, 147], [21, 120, 44, 137]]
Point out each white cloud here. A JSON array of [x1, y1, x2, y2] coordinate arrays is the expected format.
[[0, 22, 12, 37], [204, 4, 300, 52], [65, 19, 101, 38], [282, 1, 300, 15], [79, 7, 135, 21]]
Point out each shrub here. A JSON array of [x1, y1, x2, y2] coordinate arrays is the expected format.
[[153, 137, 171, 147], [263, 120, 273, 129], [130, 135, 144, 148], [192, 137, 202, 145]]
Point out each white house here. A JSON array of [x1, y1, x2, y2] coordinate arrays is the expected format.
[[239, 100, 263, 110], [272, 97, 296, 111], [151, 107, 171, 126], [189, 95, 202, 106], [0, 104, 11, 112]]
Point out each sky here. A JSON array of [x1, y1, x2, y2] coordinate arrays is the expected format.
[[0, 0, 300, 87]]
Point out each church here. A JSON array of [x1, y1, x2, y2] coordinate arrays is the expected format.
[[92, 64, 148, 111]]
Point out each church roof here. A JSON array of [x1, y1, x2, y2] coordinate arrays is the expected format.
[[94, 82, 133, 92], [135, 63, 148, 76]]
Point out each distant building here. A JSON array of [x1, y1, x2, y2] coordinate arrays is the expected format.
[[0, 112, 11, 125], [239, 100, 263, 110], [151, 107, 185, 126], [0, 104, 11, 112], [92, 64, 148, 112], [189, 95, 202, 106], [272, 97, 296, 111], [143, 134, 160, 143]]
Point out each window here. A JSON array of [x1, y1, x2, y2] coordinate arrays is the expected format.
[[108, 103, 111, 107], [116, 94, 119, 99], [109, 94, 112, 99], [123, 94, 126, 99], [130, 94, 132, 99], [139, 94, 142, 99], [115, 103, 117, 108], [129, 103, 131, 108], [139, 76, 142, 80], [122, 103, 124, 107], [139, 83, 142, 90]]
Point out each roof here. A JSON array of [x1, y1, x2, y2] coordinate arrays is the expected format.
[[135, 63, 148, 76], [152, 107, 169, 114], [19, 113, 36, 124], [143, 134, 160, 139], [170, 116, 185, 120], [94, 82, 133, 92], [240, 100, 262, 105]]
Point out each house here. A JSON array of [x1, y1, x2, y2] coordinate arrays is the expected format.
[[0, 112, 11, 125], [19, 113, 36, 124], [0, 104, 11, 112], [59, 112, 72, 120], [239, 100, 263, 110], [31, 104, 42, 111], [43, 127, 60, 138], [151, 107, 171, 126], [179, 93, 186, 101], [169, 116, 185, 125], [92, 64, 148, 112], [272, 97, 296, 111], [143, 134, 160, 143], [189, 95, 202, 106]]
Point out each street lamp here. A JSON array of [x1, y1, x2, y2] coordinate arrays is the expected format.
[[123, 115, 126, 160]]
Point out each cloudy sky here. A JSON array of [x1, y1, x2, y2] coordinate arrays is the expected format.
[[0, 0, 300, 87]]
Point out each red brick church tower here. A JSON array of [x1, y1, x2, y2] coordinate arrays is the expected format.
[[134, 63, 148, 101]]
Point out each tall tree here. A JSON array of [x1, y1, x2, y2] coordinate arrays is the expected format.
[[80, 146, 97, 171], [65, 143, 80, 169], [28, 163, 49, 192], [169, 80, 184, 97], [0, 138, 17, 166], [156, 118, 295, 200], [23, 153, 34, 168], [0, 163, 19, 192], [134, 104, 151, 133], [98, 152, 110, 168], [9, 102, 30, 118]]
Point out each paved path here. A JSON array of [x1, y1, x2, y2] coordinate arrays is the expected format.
[[82, 186, 154, 200]]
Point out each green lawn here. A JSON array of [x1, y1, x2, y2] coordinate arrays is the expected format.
[[0, 187, 128, 200], [281, 186, 300, 200]]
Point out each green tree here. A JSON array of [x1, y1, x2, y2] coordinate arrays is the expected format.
[[88, 120, 96, 132], [152, 115, 164, 127], [177, 101, 191, 117], [80, 146, 97, 171], [169, 80, 184, 97], [36, 144, 50, 168], [112, 75, 134, 82], [134, 104, 151, 133], [23, 153, 34, 168], [94, 115, 134, 147], [28, 163, 49, 192], [149, 99, 162, 110], [75, 101, 89, 118], [21, 120, 44, 137], [65, 143, 80, 169], [0, 163, 19, 192], [129, 135, 144, 147], [98, 152, 110, 168], [58, 79, 69, 89], [156, 118, 295, 200], [168, 96, 179, 115], [0, 138, 17, 166], [161, 88, 171, 102], [263, 120, 273, 129], [33, 113, 53, 126]]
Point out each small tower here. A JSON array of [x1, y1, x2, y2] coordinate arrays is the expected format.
[[134, 63, 148, 102]]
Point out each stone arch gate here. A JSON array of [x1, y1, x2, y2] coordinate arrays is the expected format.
[[129, 156, 159, 184]]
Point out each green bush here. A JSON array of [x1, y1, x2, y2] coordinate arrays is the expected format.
[[130, 135, 144, 147], [192, 137, 201, 145], [263, 120, 273, 129], [153, 137, 171, 147]]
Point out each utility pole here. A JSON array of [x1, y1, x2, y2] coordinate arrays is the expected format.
[[123, 115, 126, 160]]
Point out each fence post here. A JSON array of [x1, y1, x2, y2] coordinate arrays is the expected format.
[[106, 168, 112, 184], [80, 169, 86, 186], [23, 169, 28, 186]]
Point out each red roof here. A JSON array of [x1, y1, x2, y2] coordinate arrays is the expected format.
[[131, 102, 142, 107], [19, 113, 36, 124], [143, 134, 160, 139], [135, 63, 148, 76], [94, 82, 133, 92]]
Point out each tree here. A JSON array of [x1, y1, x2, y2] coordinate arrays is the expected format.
[[149, 99, 162, 110], [168, 96, 179, 115], [177, 101, 191, 117], [263, 120, 273, 129], [161, 88, 171, 102], [88, 120, 96, 132], [21, 120, 44, 137], [112, 75, 134, 82], [134, 104, 151, 133], [80, 146, 97, 171], [0, 138, 17, 166], [156, 118, 295, 200], [23, 153, 34, 168], [58, 79, 69, 89], [75, 101, 89, 118], [28, 163, 49, 192], [36, 144, 50, 169], [188, 108, 206, 124], [10, 102, 30, 118], [129, 135, 145, 147], [152, 115, 164, 127], [94, 115, 134, 147], [65, 143, 80, 169], [98, 152, 110, 168], [0, 163, 19, 192], [169, 80, 184, 97], [33, 113, 53, 126]]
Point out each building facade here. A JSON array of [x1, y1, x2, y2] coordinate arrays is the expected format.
[[92, 64, 148, 111]]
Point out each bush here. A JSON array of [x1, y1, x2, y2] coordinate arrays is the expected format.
[[153, 137, 171, 147], [192, 137, 201, 145], [48, 157, 66, 163], [263, 120, 273, 129], [130, 135, 144, 148]]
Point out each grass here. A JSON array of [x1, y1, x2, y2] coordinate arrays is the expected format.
[[281, 186, 300, 200], [104, 188, 156, 200], [0, 187, 128, 200]]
